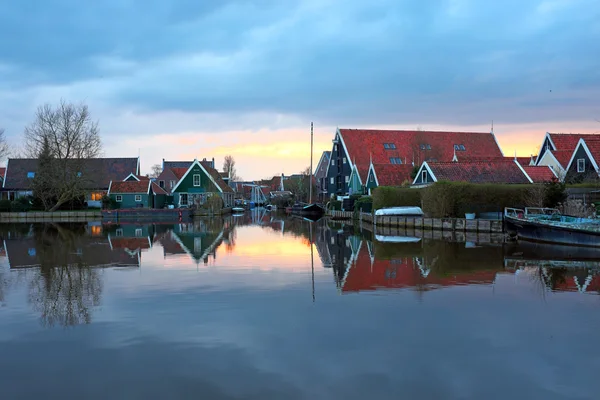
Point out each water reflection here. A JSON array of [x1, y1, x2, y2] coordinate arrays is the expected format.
[[1, 217, 600, 329]]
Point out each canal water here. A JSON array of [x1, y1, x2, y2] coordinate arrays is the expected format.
[[0, 214, 599, 399]]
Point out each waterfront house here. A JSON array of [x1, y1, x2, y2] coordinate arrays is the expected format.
[[535, 133, 600, 179], [325, 128, 504, 197], [170, 159, 234, 208], [1, 157, 139, 206], [563, 138, 600, 183], [412, 159, 556, 186], [107, 179, 168, 208], [314, 151, 331, 202]]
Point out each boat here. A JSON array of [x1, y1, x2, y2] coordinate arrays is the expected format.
[[504, 207, 600, 247], [232, 207, 245, 213], [375, 206, 424, 216], [290, 122, 325, 220], [375, 235, 421, 243]]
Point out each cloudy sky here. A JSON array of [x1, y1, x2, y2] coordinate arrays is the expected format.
[[1, 0, 599, 179]]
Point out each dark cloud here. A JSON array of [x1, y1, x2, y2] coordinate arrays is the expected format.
[[0, 0, 599, 129]]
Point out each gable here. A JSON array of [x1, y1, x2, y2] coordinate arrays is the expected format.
[[172, 160, 233, 194]]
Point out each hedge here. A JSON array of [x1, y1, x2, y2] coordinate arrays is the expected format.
[[372, 187, 421, 210], [372, 182, 558, 218]]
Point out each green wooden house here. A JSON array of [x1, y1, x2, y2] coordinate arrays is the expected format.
[[108, 179, 168, 208], [348, 164, 365, 195], [171, 159, 234, 208]]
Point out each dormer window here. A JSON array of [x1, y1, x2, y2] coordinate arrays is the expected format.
[[454, 144, 466, 151], [383, 143, 397, 150], [389, 157, 403, 164], [420, 144, 431, 150], [27, 172, 35, 178]]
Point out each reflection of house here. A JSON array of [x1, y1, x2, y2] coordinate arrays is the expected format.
[[170, 225, 226, 265], [1, 157, 139, 206], [340, 244, 500, 294], [3, 236, 141, 269]]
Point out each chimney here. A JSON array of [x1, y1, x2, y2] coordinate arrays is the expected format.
[[212, 157, 215, 168]]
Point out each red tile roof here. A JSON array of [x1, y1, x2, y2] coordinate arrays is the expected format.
[[171, 168, 188, 181], [581, 139, 600, 168], [372, 164, 415, 186], [426, 160, 530, 184], [0, 167, 5, 180], [200, 161, 234, 193], [522, 166, 556, 183], [547, 133, 600, 168], [340, 129, 503, 181], [110, 180, 150, 194], [151, 182, 168, 195]]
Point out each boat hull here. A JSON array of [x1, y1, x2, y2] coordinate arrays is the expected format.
[[505, 216, 600, 247], [290, 203, 325, 220]]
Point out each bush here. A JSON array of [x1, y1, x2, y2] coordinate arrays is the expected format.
[[544, 179, 567, 208], [420, 181, 530, 218], [0, 199, 11, 212], [328, 200, 342, 211], [372, 187, 421, 209], [10, 196, 32, 212], [352, 196, 373, 219], [101, 195, 119, 210]]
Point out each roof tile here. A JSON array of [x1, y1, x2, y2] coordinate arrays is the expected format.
[[426, 160, 530, 184]]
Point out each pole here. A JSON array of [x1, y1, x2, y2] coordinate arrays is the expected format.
[[310, 222, 315, 302], [309, 122, 313, 204]]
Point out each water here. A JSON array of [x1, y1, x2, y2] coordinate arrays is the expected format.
[[1, 214, 599, 399]]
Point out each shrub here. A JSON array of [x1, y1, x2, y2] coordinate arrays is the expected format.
[[102, 195, 119, 210], [328, 200, 342, 211], [352, 196, 373, 218], [202, 195, 224, 212], [420, 181, 530, 218], [0, 199, 11, 212], [544, 179, 567, 208], [372, 187, 421, 209]]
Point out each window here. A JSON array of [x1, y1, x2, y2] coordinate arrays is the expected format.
[[170, 180, 175, 189], [159, 180, 165, 188], [135, 195, 142, 202], [116, 228, 123, 237], [180, 193, 188, 205], [345, 175, 349, 183], [389, 157, 402, 164], [334, 144, 338, 151], [76, 171, 82, 177], [454, 144, 466, 151], [135, 228, 142, 237], [90, 192, 103, 201], [343, 157, 347, 164], [116, 195, 123, 202], [28, 248, 36, 256], [193, 174, 201, 186], [420, 144, 431, 150], [330, 177, 334, 184], [90, 225, 102, 236], [27, 172, 35, 178], [383, 143, 397, 149], [577, 159, 585, 173], [331, 159, 335, 166], [194, 237, 202, 252], [421, 170, 428, 182]]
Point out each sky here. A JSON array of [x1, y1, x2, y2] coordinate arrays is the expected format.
[[0, 0, 599, 180]]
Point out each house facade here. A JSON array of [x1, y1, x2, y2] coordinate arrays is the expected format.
[[171, 159, 234, 208], [1, 157, 139, 206], [564, 139, 600, 183], [108, 180, 168, 208], [314, 151, 331, 202], [535, 133, 600, 179], [325, 128, 504, 197]]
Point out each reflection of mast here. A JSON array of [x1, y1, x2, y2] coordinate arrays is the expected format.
[[310, 221, 315, 302]]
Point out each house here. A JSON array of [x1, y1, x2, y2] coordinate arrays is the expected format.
[[107, 179, 168, 208], [535, 133, 600, 178], [314, 151, 331, 202], [171, 159, 234, 208], [364, 163, 416, 194], [1, 157, 139, 206], [412, 159, 556, 186], [326, 128, 504, 197], [564, 138, 600, 183]]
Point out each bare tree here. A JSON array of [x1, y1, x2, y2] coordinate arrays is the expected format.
[[222, 155, 239, 181], [150, 164, 162, 178], [0, 128, 9, 161], [24, 100, 103, 211]]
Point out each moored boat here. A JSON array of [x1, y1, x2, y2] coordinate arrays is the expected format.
[[504, 207, 600, 247], [375, 206, 424, 217]]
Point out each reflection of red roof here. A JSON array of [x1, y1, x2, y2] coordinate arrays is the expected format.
[[427, 160, 530, 184], [550, 273, 600, 293], [340, 129, 503, 183], [110, 180, 150, 194], [371, 164, 415, 186], [343, 246, 498, 293], [109, 237, 151, 250], [522, 166, 556, 183]]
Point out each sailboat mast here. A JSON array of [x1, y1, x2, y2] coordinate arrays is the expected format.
[[309, 122, 313, 204]]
